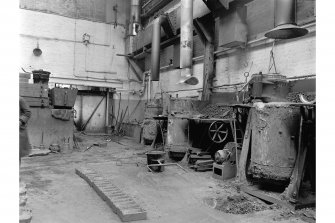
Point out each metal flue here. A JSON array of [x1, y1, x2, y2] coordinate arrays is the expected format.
[[265, 0, 308, 39], [179, 0, 199, 85]]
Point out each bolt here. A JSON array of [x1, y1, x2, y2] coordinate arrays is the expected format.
[[292, 192, 297, 197]]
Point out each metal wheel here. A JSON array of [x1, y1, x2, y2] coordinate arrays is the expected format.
[[208, 120, 229, 143]]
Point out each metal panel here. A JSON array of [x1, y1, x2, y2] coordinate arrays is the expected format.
[[20, 83, 48, 98], [27, 107, 74, 150]]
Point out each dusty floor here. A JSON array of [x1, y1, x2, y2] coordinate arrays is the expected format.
[[20, 134, 315, 223]]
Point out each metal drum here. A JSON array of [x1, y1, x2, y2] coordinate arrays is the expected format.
[[248, 102, 300, 183]]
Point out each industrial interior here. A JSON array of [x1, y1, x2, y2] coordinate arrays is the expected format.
[[19, 0, 316, 222]]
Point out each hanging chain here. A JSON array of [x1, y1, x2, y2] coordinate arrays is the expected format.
[[268, 41, 278, 74]]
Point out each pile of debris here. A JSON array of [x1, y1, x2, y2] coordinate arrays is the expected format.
[[286, 92, 316, 103], [214, 195, 268, 214], [199, 104, 233, 119], [273, 208, 316, 222], [20, 182, 32, 223]]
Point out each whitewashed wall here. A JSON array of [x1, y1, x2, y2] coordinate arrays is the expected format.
[[19, 9, 140, 90], [19, 8, 145, 132]]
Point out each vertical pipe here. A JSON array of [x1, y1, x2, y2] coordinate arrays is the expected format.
[[151, 17, 162, 81], [265, 0, 308, 39], [180, 0, 193, 69], [105, 88, 109, 132], [179, 0, 198, 85], [275, 0, 296, 26], [130, 0, 141, 35], [148, 73, 151, 101]]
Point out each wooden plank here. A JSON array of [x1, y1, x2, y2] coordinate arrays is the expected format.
[[284, 118, 308, 201], [240, 185, 294, 210], [237, 109, 252, 182], [201, 41, 215, 101], [22, 96, 50, 107]]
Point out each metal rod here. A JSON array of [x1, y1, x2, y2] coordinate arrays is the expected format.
[[233, 119, 239, 173], [147, 163, 188, 172], [105, 88, 109, 132], [148, 74, 151, 101]]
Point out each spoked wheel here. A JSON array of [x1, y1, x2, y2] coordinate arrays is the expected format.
[[208, 120, 229, 143]]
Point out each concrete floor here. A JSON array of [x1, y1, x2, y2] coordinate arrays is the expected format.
[[20, 135, 310, 223]]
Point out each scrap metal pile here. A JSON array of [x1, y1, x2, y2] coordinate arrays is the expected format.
[[199, 104, 234, 119], [286, 92, 316, 103]]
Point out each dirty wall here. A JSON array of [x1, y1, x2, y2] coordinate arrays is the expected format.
[[152, 26, 315, 99], [20, 0, 147, 133]]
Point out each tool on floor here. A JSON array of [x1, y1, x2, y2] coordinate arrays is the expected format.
[[84, 142, 108, 152], [49, 143, 61, 153], [146, 161, 187, 173], [146, 150, 187, 173], [146, 151, 187, 172], [62, 137, 71, 153], [191, 160, 214, 172]]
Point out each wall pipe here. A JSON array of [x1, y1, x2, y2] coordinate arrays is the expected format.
[[179, 0, 199, 85], [105, 88, 110, 132], [129, 0, 141, 36], [148, 72, 151, 101]]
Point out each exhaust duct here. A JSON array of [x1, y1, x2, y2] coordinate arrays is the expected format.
[[179, 0, 199, 85], [265, 0, 308, 39], [129, 0, 141, 36], [150, 15, 168, 81]]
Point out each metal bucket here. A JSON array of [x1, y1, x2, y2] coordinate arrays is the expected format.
[[248, 102, 300, 183], [146, 151, 165, 172]]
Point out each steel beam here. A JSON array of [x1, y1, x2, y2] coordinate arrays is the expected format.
[[127, 58, 144, 81]]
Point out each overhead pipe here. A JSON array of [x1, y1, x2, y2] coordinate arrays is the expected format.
[[179, 0, 199, 85], [265, 0, 308, 39], [150, 15, 169, 81]]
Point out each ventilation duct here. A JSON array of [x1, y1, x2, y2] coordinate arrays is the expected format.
[[150, 15, 168, 81], [265, 0, 308, 39], [129, 0, 141, 36], [179, 0, 199, 85]]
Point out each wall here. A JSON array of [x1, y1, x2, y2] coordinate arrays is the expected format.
[[153, 30, 315, 98], [150, 0, 316, 98], [20, 8, 133, 89], [20, 0, 129, 25], [20, 0, 147, 133]]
